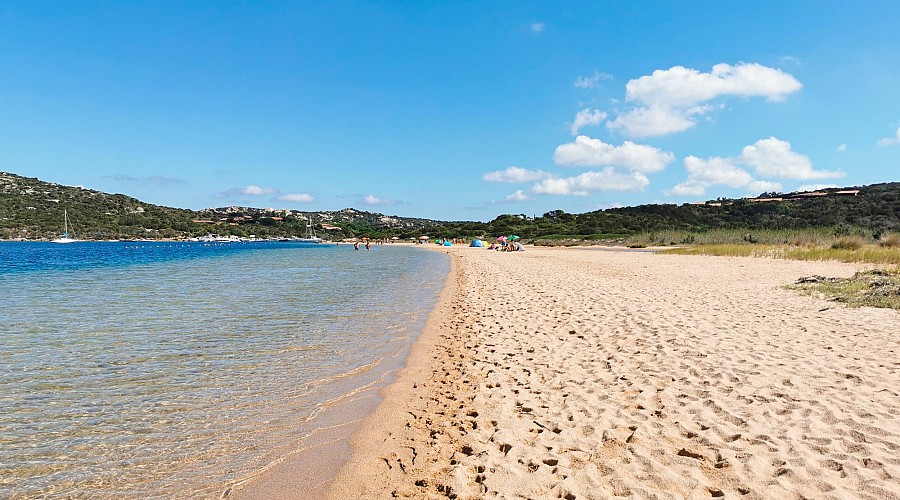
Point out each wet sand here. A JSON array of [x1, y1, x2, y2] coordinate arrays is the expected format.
[[328, 246, 900, 499]]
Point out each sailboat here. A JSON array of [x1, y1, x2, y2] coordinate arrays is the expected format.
[[298, 214, 322, 243], [51, 209, 78, 244]]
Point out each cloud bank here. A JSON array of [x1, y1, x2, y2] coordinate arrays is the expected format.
[[484, 61, 807, 203], [667, 137, 843, 197]]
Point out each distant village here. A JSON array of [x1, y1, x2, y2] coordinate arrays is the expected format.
[[190, 206, 419, 232], [692, 189, 861, 207]]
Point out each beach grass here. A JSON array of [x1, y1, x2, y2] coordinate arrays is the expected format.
[[624, 227, 855, 247], [661, 243, 900, 265], [788, 268, 900, 309]]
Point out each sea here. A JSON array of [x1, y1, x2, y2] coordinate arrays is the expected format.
[[0, 241, 449, 498]]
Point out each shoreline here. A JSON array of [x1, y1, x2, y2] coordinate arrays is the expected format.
[[325, 246, 900, 498], [227, 245, 456, 499], [325, 247, 466, 498]]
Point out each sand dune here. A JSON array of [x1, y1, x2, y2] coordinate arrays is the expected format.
[[329, 247, 900, 499]]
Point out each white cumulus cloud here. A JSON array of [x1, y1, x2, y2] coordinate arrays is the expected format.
[[837, 143, 847, 152], [505, 190, 530, 202], [553, 135, 674, 173], [570, 108, 607, 135], [531, 22, 544, 33], [241, 185, 278, 196], [533, 169, 649, 196], [625, 63, 802, 107], [667, 156, 781, 197], [362, 194, 398, 206], [607, 62, 802, 138], [740, 137, 843, 180], [606, 106, 696, 138], [482, 166, 550, 183], [279, 193, 315, 203], [877, 126, 900, 147], [667, 136, 841, 197]]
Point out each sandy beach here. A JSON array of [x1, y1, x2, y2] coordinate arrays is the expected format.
[[326, 246, 900, 499]]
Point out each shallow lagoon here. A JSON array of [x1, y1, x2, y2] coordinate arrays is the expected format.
[[0, 241, 448, 497]]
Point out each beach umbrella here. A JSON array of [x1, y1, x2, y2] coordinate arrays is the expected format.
[[391, 236, 399, 240], [497, 236, 507, 242], [508, 235, 520, 240], [419, 235, 429, 239]]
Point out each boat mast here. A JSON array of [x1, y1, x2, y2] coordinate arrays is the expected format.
[[307, 214, 315, 239]]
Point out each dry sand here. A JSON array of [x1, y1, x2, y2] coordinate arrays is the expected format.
[[328, 246, 900, 499]]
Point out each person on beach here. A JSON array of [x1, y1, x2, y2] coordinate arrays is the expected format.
[[365, 240, 371, 251], [354, 241, 359, 251]]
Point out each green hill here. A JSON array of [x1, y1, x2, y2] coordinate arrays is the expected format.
[[0, 172, 440, 240], [2, 171, 899, 242], [429, 183, 900, 242]]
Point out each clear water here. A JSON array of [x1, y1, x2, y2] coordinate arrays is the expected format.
[[0, 241, 449, 498]]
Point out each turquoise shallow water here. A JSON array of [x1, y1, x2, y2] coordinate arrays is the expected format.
[[0, 241, 448, 498]]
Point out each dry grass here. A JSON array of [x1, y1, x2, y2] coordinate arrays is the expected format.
[[661, 244, 759, 258], [879, 233, 900, 248], [831, 236, 865, 250], [625, 228, 867, 247], [788, 269, 900, 310], [662, 243, 900, 265]]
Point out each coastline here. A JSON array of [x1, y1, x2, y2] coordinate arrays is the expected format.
[[325, 245, 900, 498], [325, 247, 466, 498], [228, 245, 455, 500]]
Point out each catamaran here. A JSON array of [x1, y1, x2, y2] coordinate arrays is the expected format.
[[51, 209, 78, 244]]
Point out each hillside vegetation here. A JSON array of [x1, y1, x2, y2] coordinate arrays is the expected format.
[[2, 171, 899, 242]]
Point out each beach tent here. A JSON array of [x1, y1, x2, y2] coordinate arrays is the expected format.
[[443, 240, 452, 246], [469, 239, 484, 247]]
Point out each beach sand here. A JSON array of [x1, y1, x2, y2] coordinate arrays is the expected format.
[[327, 246, 900, 499]]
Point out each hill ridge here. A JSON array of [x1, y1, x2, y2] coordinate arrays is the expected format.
[[2, 171, 899, 241]]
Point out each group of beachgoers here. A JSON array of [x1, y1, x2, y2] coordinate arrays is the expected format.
[[438, 236, 524, 251], [487, 240, 524, 251]]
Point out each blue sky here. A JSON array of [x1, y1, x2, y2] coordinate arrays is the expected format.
[[1, 1, 899, 221]]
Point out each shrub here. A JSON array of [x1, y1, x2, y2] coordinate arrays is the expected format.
[[879, 233, 900, 248], [831, 236, 865, 250]]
